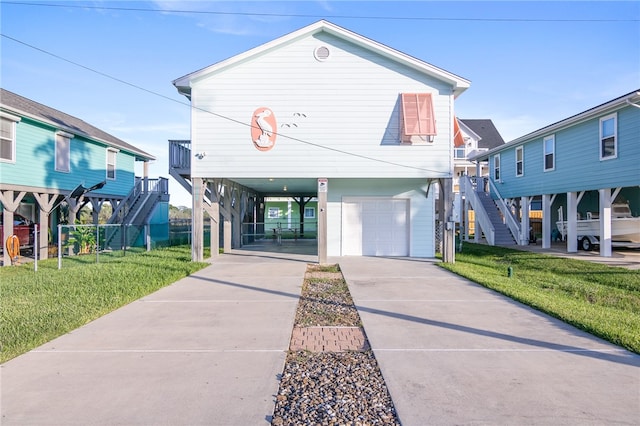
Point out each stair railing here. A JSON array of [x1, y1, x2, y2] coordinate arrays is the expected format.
[[463, 176, 495, 245], [487, 178, 522, 244]]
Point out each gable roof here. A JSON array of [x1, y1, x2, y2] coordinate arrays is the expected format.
[[0, 88, 155, 161], [173, 20, 470, 99], [459, 119, 505, 150]]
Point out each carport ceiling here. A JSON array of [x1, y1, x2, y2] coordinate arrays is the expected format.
[[227, 178, 318, 197]]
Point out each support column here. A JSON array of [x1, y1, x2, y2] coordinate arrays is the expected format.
[[317, 178, 327, 264], [520, 196, 530, 245], [33, 193, 60, 260], [0, 190, 26, 266], [208, 201, 220, 257], [442, 178, 455, 263], [567, 191, 578, 253], [542, 194, 552, 249], [191, 177, 204, 262], [599, 188, 612, 257]]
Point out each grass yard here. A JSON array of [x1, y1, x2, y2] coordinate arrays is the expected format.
[[0, 246, 209, 363], [439, 243, 640, 354]]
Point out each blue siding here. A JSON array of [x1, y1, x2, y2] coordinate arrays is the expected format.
[[0, 117, 135, 196], [491, 104, 640, 199]]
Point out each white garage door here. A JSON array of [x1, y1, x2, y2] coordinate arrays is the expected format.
[[342, 198, 409, 256]]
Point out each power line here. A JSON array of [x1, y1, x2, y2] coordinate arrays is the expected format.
[[1, 33, 448, 175], [3, 1, 639, 22]]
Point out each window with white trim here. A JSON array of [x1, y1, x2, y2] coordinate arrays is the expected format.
[[543, 135, 555, 171], [106, 148, 117, 180], [55, 131, 72, 172], [493, 154, 500, 181], [454, 147, 466, 159], [268, 207, 281, 219], [600, 113, 617, 160], [304, 207, 316, 219], [515, 146, 524, 177], [1, 115, 18, 162]]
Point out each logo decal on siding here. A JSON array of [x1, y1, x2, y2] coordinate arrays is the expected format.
[[252, 107, 277, 151]]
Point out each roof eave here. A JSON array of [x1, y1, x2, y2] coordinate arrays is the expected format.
[[470, 90, 640, 162], [0, 105, 155, 162], [172, 20, 471, 95]]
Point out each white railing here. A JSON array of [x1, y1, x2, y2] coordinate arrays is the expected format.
[[487, 179, 522, 244], [462, 175, 495, 245]]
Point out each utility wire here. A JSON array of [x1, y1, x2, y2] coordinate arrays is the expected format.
[[1, 33, 448, 174], [4, 1, 639, 22]]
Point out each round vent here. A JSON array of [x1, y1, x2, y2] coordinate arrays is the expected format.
[[314, 46, 330, 61]]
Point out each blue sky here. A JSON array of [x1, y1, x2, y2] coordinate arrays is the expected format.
[[2, 1, 639, 207]]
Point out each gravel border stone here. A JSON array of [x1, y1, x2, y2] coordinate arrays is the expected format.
[[271, 264, 400, 425]]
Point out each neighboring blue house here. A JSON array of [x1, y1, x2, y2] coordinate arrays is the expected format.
[[0, 88, 169, 265], [466, 90, 640, 257]]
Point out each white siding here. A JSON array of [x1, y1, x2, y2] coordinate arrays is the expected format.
[[190, 32, 453, 180]]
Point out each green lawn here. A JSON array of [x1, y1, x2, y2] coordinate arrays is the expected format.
[[0, 246, 209, 363], [439, 243, 640, 354]]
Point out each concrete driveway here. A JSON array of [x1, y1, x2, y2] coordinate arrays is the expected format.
[[336, 255, 640, 425]]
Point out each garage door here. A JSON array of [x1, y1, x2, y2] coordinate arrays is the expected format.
[[342, 198, 409, 256]]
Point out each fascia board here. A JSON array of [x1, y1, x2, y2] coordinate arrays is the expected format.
[[0, 105, 155, 161], [172, 20, 471, 95], [470, 90, 640, 162]]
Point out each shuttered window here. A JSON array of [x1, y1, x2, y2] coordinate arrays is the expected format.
[[401, 93, 436, 142], [55, 132, 72, 172]]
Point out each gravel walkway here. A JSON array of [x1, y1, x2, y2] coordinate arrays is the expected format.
[[271, 265, 400, 425]]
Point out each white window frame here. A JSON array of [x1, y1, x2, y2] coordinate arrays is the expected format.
[[55, 131, 73, 173], [493, 154, 500, 182], [0, 113, 20, 163], [515, 146, 524, 177], [106, 148, 118, 180], [304, 207, 316, 219], [268, 207, 281, 219], [599, 113, 617, 160], [543, 135, 555, 171], [454, 147, 467, 159]]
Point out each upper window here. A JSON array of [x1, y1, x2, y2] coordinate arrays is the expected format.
[[600, 113, 617, 160], [304, 207, 316, 219], [515, 146, 524, 177], [543, 135, 555, 171], [400, 93, 436, 143], [106, 148, 117, 180], [55, 132, 72, 172], [493, 154, 500, 181], [454, 147, 466, 159], [0, 115, 19, 162]]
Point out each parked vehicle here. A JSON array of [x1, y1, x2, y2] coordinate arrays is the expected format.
[[556, 203, 640, 250], [0, 213, 35, 253]]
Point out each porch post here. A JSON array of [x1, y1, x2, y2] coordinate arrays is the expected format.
[[191, 177, 204, 262], [209, 200, 220, 257], [567, 191, 578, 253], [542, 194, 552, 249], [599, 188, 612, 257], [33, 193, 60, 260], [520, 196, 530, 245], [442, 178, 455, 263], [317, 178, 328, 264]]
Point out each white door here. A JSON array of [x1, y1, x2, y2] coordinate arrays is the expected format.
[[342, 198, 409, 256]]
